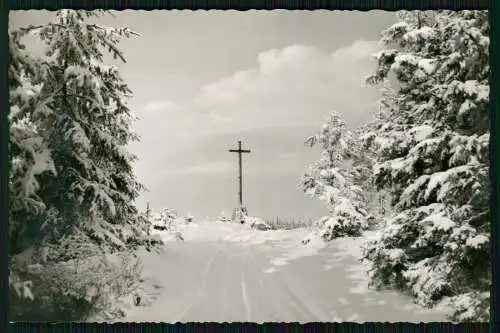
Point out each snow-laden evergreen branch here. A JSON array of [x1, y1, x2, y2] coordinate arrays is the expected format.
[[9, 9, 161, 322], [360, 10, 490, 322]]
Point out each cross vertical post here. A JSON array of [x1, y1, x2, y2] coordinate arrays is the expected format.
[[229, 140, 251, 206]]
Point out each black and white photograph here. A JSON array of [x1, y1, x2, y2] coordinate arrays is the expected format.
[[8, 9, 490, 323]]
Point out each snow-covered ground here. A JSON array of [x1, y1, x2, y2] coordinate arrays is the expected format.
[[123, 220, 449, 322]]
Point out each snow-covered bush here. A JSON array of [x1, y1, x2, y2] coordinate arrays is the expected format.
[[320, 207, 367, 241], [245, 216, 272, 231], [216, 211, 231, 223], [300, 112, 371, 240], [152, 208, 178, 231], [128, 213, 163, 251], [148, 208, 187, 242], [10, 229, 145, 321], [361, 10, 490, 321], [301, 213, 366, 244], [232, 206, 248, 223]]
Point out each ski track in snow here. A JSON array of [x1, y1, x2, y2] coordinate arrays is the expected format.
[[178, 242, 224, 321], [241, 273, 251, 321], [122, 220, 450, 323]]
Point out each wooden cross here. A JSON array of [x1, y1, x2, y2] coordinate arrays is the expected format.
[[229, 140, 251, 206]]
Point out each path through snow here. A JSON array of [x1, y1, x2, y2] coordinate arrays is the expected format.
[[122, 220, 448, 322]]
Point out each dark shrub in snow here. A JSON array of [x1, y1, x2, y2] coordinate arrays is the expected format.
[[185, 213, 195, 223]]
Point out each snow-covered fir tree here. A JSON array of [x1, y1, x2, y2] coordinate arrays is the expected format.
[[32, 10, 151, 253], [9, 10, 161, 321], [300, 111, 370, 240], [361, 10, 489, 321]]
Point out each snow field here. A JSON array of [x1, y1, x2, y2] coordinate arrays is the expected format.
[[121, 220, 449, 322]]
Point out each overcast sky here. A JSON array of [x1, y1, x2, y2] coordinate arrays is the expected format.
[[10, 10, 396, 221]]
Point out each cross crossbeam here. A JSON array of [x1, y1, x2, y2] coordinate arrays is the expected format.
[[229, 140, 251, 206]]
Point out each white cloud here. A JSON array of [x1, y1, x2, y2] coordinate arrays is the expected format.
[[134, 40, 382, 141], [184, 40, 382, 135]]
